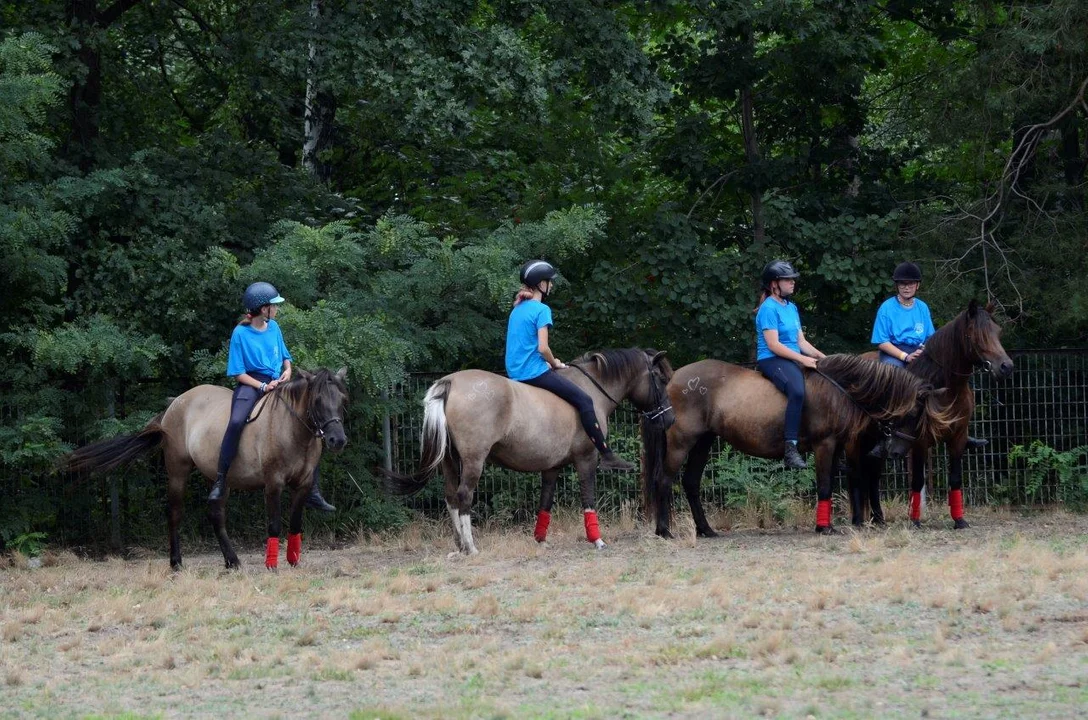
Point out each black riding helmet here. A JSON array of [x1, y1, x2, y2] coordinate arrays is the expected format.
[[892, 261, 922, 283], [520, 260, 557, 288], [243, 282, 286, 314], [761, 260, 800, 290]]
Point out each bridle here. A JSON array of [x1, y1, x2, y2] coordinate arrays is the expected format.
[[812, 366, 918, 444], [246, 383, 344, 440], [568, 356, 673, 425]]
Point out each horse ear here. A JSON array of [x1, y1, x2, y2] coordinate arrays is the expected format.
[[297, 368, 313, 381], [335, 366, 348, 382], [984, 301, 995, 314], [652, 350, 667, 365], [967, 299, 979, 318]]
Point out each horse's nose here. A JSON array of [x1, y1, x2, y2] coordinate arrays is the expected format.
[[999, 360, 1013, 378]]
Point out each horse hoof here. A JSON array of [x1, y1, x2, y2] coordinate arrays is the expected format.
[[911, 520, 922, 529], [953, 518, 970, 530], [593, 539, 607, 550], [873, 518, 887, 528], [655, 528, 673, 539], [224, 559, 241, 570], [696, 527, 719, 538], [815, 525, 839, 535]]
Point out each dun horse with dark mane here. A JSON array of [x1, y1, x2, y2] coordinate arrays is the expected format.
[[646, 354, 957, 537], [64, 368, 349, 570]]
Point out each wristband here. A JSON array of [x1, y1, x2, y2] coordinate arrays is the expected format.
[[259, 382, 267, 392], [901, 352, 908, 362]]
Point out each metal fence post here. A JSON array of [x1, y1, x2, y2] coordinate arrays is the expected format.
[[381, 388, 393, 473]]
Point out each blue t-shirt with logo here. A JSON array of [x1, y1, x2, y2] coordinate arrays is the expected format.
[[226, 319, 293, 378], [755, 297, 802, 361], [505, 300, 553, 381], [870, 296, 936, 348]]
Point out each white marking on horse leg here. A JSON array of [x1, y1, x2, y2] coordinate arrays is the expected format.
[[446, 503, 466, 554], [460, 513, 479, 555], [593, 538, 607, 550]]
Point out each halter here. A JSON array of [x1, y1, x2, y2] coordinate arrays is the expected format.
[[568, 356, 673, 424], [246, 384, 343, 439], [812, 366, 918, 444]]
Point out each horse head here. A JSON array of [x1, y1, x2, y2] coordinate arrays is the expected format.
[[634, 349, 676, 431], [966, 300, 1014, 379], [290, 367, 349, 451]]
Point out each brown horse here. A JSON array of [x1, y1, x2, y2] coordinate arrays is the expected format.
[[646, 354, 956, 537], [853, 300, 1013, 529], [64, 368, 348, 570], [383, 348, 674, 555]]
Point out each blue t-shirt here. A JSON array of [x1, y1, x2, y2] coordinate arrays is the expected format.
[[870, 297, 936, 348], [505, 300, 553, 381], [755, 297, 802, 361], [226, 319, 293, 378]]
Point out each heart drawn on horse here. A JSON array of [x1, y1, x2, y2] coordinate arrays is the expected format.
[[699, 386, 708, 395], [683, 376, 701, 395], [469, 380, 494, 402]]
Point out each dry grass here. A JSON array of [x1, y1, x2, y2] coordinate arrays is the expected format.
[[1, 513, 1087, 718]]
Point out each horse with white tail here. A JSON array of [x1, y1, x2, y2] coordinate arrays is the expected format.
[[381, 348, 674, 555]]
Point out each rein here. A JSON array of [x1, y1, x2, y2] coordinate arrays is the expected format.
[[812, 366, 916, 443], [568, 359, 673, 423], [245, 385, 342, 439]]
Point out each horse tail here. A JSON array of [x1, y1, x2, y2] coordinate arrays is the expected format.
[[640, 415, 669, 519], [63, 412, 166, 475], [381, 378, 453, 496]]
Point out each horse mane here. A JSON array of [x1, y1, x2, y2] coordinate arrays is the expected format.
[[573, 348, 674, 383], [815, 354, 960, 443], [277, 368, 348, 412], [909, 302, 1000, 387]]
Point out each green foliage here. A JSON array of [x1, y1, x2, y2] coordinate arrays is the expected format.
[[1008, 442, 1088, 509], [702, 445, 812, 523]]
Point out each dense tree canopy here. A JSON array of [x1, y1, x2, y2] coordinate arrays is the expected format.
[[2, 0, 1086, 542]]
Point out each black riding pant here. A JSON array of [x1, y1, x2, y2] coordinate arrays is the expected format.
[[757, 357, 806, 442], [521, 370, 612, 454], [216, 371, 273, 477]]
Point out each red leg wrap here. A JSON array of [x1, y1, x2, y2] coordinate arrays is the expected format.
[[533, 510, 551, 543], [910, 491, 922, 522], [287, 533, 302, 566], [584, 509, 601, 543], [949, 489, 964, 521], [816, 499, 832, 528], [265, 537, 280, 569]]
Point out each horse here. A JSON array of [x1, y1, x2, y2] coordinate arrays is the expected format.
[[852, 300, 1013, 529], [64, 368, 349, 570], [382, 348, 674, 555], [645, 354, 957, 538]]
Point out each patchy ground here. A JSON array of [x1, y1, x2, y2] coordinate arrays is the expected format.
[[2, 506, 1088, 719]]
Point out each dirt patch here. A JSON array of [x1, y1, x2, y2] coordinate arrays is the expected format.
[[2, 509, 1088, 718]]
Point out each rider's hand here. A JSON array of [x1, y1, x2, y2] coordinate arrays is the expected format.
[[552, 358, 567, 369], [801, 356, 818, 370], [265, 380, 279, 392]]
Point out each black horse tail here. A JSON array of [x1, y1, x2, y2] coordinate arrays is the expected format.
[[63, 412, 166, 475], [640, 414, 670, 521], [380, 378, 453, 496]]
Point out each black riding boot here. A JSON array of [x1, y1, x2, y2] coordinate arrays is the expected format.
[[599, 450, 637, 472], [305, 475, 336, 512], [965, 436, 988, 451], [208, 472, 227, 502], [783, 442, 807, 470]]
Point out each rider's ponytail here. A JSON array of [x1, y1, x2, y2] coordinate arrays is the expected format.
[[512, 286, 535, 306]]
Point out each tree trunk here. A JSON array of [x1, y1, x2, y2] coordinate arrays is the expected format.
[[302, 0, 336, 184], [741, 85, 764, 244]]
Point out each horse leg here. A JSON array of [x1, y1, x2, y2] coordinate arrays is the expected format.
[[445, 455, 482, 557], [575, 457, 605, 549], [814, 441, 837, 534], [681, 434, 717, 538], [847, 452, 865, 527], [534, 469, 559, 543], [946, 435, 970, 530], [654, 432, 695, 539], [165, 457, 190, 571], [207, 486, 240, 569], [908, 447, 927, 528], [264, 483, 284, 570], [286, 481, 308, 567], [863, 454, 887, 527]]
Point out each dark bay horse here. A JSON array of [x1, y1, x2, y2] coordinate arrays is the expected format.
[[646, 354, 956, 537], [64, 368, 348, 570], [853, 300, 1013, 529], [383, 348, 674, 555]]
